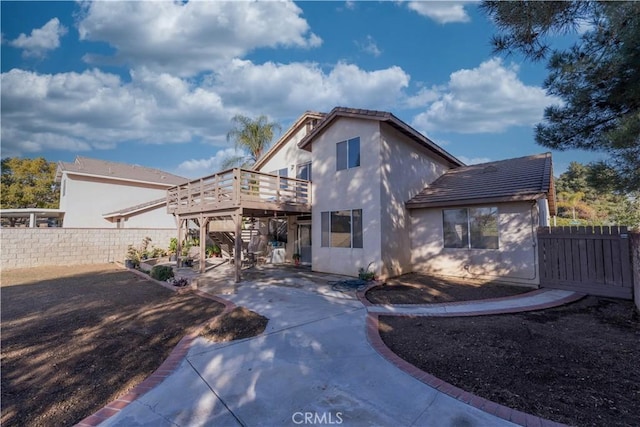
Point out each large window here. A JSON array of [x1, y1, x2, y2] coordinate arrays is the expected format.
[[270, 167, 288, 189], [443, 207, 498, 249], [296, 162, 311, 181], [321, 209, 363, 248], [337, 137, 360, 171]]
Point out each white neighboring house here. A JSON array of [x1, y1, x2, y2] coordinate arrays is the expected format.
[[56, 156, 187, 228]]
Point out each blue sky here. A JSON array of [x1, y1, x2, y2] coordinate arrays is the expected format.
[[1, 1, 602, 178]]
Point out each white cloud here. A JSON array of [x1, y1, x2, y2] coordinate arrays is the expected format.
[[407, 1, 474, 24], [404, 87, 439, 108], [412, 58, 559, 134], [1, 59, 411, 157], [356, 35, 381, 57], [213, 60, 410, 115], [77, 1, 321, 76], [9, 18, 67, 58], [175, 148, 239, 178], [457, 155, 491, 165], [0, 68, 232, 156]]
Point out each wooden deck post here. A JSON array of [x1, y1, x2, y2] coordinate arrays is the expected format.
[[199, 215, 207, 273], [176, 217, 183, 267], [234, 210, 242, 283]]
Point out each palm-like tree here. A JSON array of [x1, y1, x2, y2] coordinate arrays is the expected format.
[[223, 114, 281, 169], [558, 191, 585, 220]]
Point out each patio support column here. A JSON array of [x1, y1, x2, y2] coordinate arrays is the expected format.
[[176, 217, 184, 267], [199, 215, 208, 273], [234, 209, 242, 283]]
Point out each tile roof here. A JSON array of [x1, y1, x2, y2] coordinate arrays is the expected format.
[[406, 153, 556, 214], [57, 156, 188, 186], [297, 107, 463, 168]]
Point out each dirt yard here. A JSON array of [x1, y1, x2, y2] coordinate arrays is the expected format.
[[366, 273, 531, 304], [379, 296, 640, 427], [0, 264, 266, 427]]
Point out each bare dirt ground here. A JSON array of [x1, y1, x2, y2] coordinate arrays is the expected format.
[[379, 295, 640, 427], [366, 273, 531, 304], [0, 264, 266, 427]]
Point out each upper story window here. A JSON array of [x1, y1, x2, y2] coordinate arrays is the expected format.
[[443, 207, 499, 249], [296, 162, 311, 181], [336, 137, 360, 171], [270, 168, 288, 189], [270, 168, 288, 178]]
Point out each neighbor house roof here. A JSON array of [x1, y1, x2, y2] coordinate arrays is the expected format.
[[102, 197, 167, 219], [56, 156, 188, 187], [254, 111, 326, 171], [406, 152, 556, 214], [297, 107, 464, 168]]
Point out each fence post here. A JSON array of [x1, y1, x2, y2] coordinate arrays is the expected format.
[[631, 232, 640, 312]]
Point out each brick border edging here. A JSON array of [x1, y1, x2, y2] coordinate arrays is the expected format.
[[357, 282, 550, 309], [363, 289, 590, 427], [75, 287, 236, 426]]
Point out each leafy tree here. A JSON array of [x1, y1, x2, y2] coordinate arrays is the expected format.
[[1, 157, 60, 209], [555, 162, 595, 197], [223, 114, 282, 169], [482, 1, 640, 192], [557, 191, 585, 220], [555, 161, 640, 228]]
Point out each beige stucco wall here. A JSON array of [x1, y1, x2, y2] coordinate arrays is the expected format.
[[120, 205, 177, 229], [60, 174, 174, 228], [410, 201, 540, 286], [257, 124, 312, 178], [379, 124, 451, 278], [256, 122, 313, 262], [311, 118, 383, 277], [1, 228, 176, 270]]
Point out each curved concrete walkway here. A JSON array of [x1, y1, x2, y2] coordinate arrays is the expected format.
[[358, 287, 583, 317], [81, 281, 581, 427]]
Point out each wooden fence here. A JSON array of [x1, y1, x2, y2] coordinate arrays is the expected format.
[[537, 226, 634, 299]]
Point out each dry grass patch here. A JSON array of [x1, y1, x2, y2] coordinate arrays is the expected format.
[[1, 264, 243, 427]]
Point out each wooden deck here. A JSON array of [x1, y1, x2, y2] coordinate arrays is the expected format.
[[167, 168, 311, 218]]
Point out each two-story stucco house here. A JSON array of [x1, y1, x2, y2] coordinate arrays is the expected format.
[[170, 107, 555, 286], [57, 156, 187, 228]]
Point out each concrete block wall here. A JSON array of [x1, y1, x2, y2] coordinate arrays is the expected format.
[[1, 228, 176, 270]]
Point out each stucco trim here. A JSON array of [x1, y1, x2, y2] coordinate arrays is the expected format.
[[58, 170, 178, 188], [102, 198, 166, 218]]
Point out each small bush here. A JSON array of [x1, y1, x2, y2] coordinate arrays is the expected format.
[[150, 265, 175, 281], [168, 277, 190, 287]]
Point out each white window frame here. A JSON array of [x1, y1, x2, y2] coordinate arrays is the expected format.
[[442, 207, 499, 249], [336, 137, 360, 171], [321, 209, 363, 248]]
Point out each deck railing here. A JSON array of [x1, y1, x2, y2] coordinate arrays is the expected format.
[[167, 168, 311, 214]]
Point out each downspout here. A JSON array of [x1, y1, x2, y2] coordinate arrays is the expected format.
[[529, 201, 539, 282], [537, 198, 550, 227]]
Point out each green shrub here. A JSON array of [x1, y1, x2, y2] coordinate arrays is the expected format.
[[150, 265, 175, 281]]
